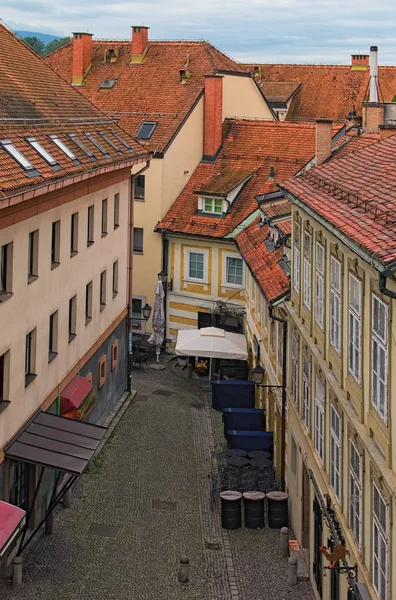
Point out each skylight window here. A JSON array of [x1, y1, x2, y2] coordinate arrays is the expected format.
[[136, 121, 157, 140], [49, 135, 78, 161], [111, 130, 133, 151], [97, 131, 123, 154], [84, 133, 111, 158], [100, 79, 117, 89], [1, 140, 34, 171], [26, 137, 57, 166], [68, 133, 96, 159]]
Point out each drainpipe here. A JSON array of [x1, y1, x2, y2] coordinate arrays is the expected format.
[[127, 160, 151, 392], [379, 271, 396, 300], [161, 232, 169, 349], [268, 305, 288, 492]]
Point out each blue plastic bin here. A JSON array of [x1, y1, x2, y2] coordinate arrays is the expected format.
[[211, 380, 255, 411], [223, 408, 266, 435], [226, 430, 274, 454]]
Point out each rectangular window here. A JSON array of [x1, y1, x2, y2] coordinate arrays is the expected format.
[[188, 251, 204, 281], [68, 295, 77, 341], [315, 242, 325, 329], [263, 298, 268, 334], [51, 221, 60, 267], [112, 261, 118, 297], [70, 212, 79, 256], [226, 256, 243, 286], [330, 256, 342, 353], [372, 294, 388, 423], [114, 193, 120, 228], [302, 356, 310, 431], [277, 322, 284, 376], [270, 319, 275, 353], [291, 331, 299, 404], [87, 205, 94, 246], [132, 297, 143, 331], [48, 311, 58, 361], [133, 227, 143, 253], [330, 404, 342, 502], [134, 175, 145, 200], [314, 377, 324, 463], [0, 242, 12, 296], [100, 271, 106, 309], [257, 291, 261, 322], [28, 230, 39, 282], [349, 440, 362, 550], [293, 221, 300, 292], [101, 199, 108, 236], [303, 231, 312, 309], [0, 351, 10, 402], [251, 274, 255, 307], [203, 197, 222, 214], [290, 435, 297, 478], [349, 274, 362, 382], [85, 281, 93, 324], [372, 484, 388, 600], [25, 328, 37, 385]]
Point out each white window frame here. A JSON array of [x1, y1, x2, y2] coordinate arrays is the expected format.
[[330, 256, 342, 353], [330, 404, 342, 503], [315, 242, 325, 329], [303, 231, 312, 309], [131, 295, 146, 333], [372, 483, 389, 600], [277, 321, 284, 373], [250, 273, 255, 307], [223, 253, 244, 288], [202, 197, 223, 215], [349, 440, 362, 551], [293, 221, 300, 292], [291, 331, 299, 404], [302, 356, 310, 431], [256, 288, 261, 322], [314, 376, 324, 464], [348, 273, 362, 383], [263, 297, 268, 334], [184, 248, 208, 283], [372, 294, 388, 424]]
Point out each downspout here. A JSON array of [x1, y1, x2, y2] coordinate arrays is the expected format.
[[162, 231, 169, 349], [268, 304, 288, 492], [127, 159, 151, 392], [379, 271, 396, 300]]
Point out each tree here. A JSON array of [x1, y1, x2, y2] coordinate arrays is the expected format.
[[44, 37, 71, 55], [23, 36, 45, 55]]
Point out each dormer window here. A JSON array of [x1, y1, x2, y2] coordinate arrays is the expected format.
[[49, 135, 79, 165], [26, 137, 58, 167], [136, 121, 157, 140], [1, 140, 36, 172], [203, 198, 223, 214], [100, 79, 117, 89]]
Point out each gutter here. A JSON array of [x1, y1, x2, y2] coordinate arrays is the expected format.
[[379, 271, 396, 299]]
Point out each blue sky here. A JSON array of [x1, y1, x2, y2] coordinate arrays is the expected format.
[[1, 0, 396, 64]]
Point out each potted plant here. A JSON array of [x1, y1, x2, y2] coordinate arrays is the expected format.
[[195, 359, 208, 375]]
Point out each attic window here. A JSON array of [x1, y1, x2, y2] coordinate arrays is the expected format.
[[136, 121, 157, 140], [26, 137, 58, 167], [68, 133, 96, 159], [1, 140, 35, 172], [49, 135, 79, 163], [97, 131, 123, 154], [100, 79, 117, 89], [203, 198, 223, 214], [111, 130, 133, 151], [84, 133, 111, 158]]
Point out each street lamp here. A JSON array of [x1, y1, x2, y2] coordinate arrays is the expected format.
[[158, 269, 167, 283], [251, 365, 284, 393], [141, 303, 152, 321]]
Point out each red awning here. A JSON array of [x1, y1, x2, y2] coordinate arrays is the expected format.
[[0, 501, 25, 556], [60, 376, 93, 415]]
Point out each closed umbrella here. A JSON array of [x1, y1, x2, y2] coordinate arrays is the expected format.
[[148, 281, 165, 369]]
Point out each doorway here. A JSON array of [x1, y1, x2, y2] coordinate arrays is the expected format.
[[313, 496, 323, 598], [302, 463, 310, 549]]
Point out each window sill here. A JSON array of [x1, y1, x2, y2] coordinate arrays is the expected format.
[[133, 250, 143, 255], [48, 351, 58, 363], [28, 275, 39, 285], [85, 316, 92, 326], [51, 261, 60, 270], [0, 291, 13, 303], [70, 250, 79, 258], [87, 240, 95, 247], [68, 333, 77, 343], [134, 197, 145, 202], [184, 278, 207, 285], [101, 232, 108, 238], [25, 373, 37, 387], [0, 399, 10, 414], [100, 303, 106, 312], [114, 224, 120, 229], [112, 291, 118, 299]]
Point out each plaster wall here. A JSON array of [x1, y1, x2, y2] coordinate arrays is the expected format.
[[222, 75, 274, 121]]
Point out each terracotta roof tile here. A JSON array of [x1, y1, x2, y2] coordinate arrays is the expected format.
[[235, 217, 290, 303], [260, 82, 301, 103], [276, 220, 292, 235]]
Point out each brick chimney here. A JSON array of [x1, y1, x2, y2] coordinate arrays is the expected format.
[[351, 54, 369, 71], [131, 26, 149, 63], [203, 75, 223, 161], [362, 103, 385, 132], [315, 119, 333, 166], [72, 32, 93, 86]]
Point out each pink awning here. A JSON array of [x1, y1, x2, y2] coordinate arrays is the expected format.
[[60, 376, 93, 414], [0, 501, 25, 555]]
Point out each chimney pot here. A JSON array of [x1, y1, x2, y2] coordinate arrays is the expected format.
[[369, 45, 379, 103], [72, 32, 93, 86], [315, 119, 333, 166], [131, 25, 149, 62], [351, 54, 369, 70], [203, 74, 223, 161]]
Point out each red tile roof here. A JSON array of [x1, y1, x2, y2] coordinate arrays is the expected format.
[[235, 217, 290, 303], [46, 39, 247, 153], [280, 134, 396, 266], [245, 64, 396, 122], [157, 119, 336, 238], [0, 25, 148, 197], [260, 82, 301, 103], [276, 220, 292, 235]]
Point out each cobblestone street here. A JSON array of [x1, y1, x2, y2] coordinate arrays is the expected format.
[[0, 359, 315, 600]]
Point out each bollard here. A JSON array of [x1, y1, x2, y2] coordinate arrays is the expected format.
[[178, 555, 189, 583], [63, 488, 72, 509], [45, 512, 54, 535], [12, 556, 22, 586], [186, 364, 193, 379], [280, 527, 289, 557], [287, 556, 298, 586]]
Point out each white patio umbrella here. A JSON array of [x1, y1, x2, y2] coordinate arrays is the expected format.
[[175, 327, 248, 378], [148, 281, 165, 369]]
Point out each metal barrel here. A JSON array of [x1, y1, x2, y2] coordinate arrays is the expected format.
[[243, 491, 265, 529], [266, 491, 289, 529], [220, 491, 242, 530]]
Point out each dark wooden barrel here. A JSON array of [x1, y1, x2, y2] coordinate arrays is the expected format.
[[220, 491, 242, 530], [266, 491, 289, 529], [243, 491, 265, 529]]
